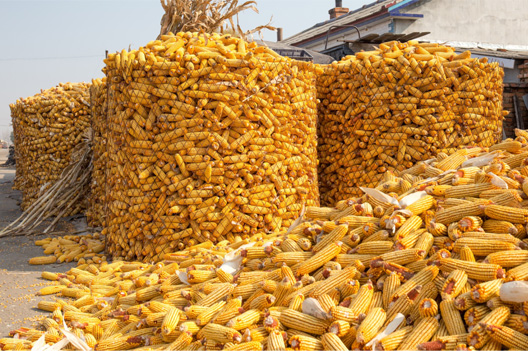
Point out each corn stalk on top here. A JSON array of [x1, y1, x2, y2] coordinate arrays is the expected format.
[[9, 82, 92, 215], [7, 135, 528, 351], [317, 40, 506, 206], [102, 32, 320, 261]]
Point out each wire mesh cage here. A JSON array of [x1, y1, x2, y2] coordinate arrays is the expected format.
[[102, 32, 320, 262], [317, 41, 507, 206], [9, 83, 92, 215], [87, 78, 108, 228]]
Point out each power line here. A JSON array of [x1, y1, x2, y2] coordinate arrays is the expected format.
[[0, 54, 104, 62]]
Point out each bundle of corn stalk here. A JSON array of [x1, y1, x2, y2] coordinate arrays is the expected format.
[[159, 0, 274, 39], [102, 32, 319, 262], [0, 135, 93, 237], [317, 40, 507, 206], [160, 0, 251, 35], [29, 233, 106, 266], [86, 78, 108, 228], [4, 136, 528, 351], [9, 82, 92, 213]]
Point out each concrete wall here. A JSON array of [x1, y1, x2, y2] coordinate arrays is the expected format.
[[402, 0, 528, 46]]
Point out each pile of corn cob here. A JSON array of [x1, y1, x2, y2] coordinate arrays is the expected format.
[[9, 82, 92, 215], [317, 40, 507, 206], [29, 233, 106, 266], [3, 135, 528, 350], [86, 78, 108, 228], [102, 32, 320, 261]]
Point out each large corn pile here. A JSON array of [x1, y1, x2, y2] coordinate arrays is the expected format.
[[4, 135, 528, 351], [9, 82, 92, 215], [87, 78, 108, 228], [103, 32, 319, 261], [317, 40, 507, 205]]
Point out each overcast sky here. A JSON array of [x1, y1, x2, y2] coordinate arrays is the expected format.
[[0, 0, 372, 141]]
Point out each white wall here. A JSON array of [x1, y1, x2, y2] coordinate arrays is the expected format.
[[402, 0, 528, 46]]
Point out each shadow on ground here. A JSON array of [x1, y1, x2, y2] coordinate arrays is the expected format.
[[0, 150, 85, 336]]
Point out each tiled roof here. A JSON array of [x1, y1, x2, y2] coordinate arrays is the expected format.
[[281, 0, 402, 45]]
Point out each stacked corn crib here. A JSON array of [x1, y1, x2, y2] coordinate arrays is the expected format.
[[87, 78, 108, 228], [102, 32, 320, 261], [317, 40, 507, 206], [6, 134, 528, 351], [9, 82, 92, 214]]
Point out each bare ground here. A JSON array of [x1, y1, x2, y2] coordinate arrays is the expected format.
[[0, 149, 86, 336]]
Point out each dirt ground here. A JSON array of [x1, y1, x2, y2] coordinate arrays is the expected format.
[[0, 149, 82, 337]]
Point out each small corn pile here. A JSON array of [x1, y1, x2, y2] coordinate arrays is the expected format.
[[9, 82, 92, 215], [87, 78, 108, 228], [29, 233, 106, 266], [317, 40, 507, 206], [4, 135, 528, 351], [103, 32, 319, 261]]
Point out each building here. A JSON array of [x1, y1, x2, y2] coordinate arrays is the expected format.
[[282, 0, 528, 53], [281, 0, 528, 136]]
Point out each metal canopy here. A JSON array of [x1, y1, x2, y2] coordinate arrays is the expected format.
[[339, 31, 431, 44]]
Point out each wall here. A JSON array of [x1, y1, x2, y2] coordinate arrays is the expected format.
[[519, 60, 528, 82], [402, 0, 528, 46], [502, 83, 528, 138]]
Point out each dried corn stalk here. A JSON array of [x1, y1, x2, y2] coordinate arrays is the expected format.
[[159, 0, 274, 39], [102, 32, 319, 261], [5, 136, 528, 351], [0, 135, 93, 237], [9, 82, 92, 214], [317, 41, 507, 205]]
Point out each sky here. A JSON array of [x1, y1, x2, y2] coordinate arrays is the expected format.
[[0, 0, 372, 142]]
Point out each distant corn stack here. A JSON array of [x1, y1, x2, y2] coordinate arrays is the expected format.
[[9, 82, 92, 215], [87, 78, 107, 228], [102, 32, 320, 261], [317, 41, 507, 206]]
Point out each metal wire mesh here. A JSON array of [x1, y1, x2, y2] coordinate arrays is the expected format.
[[9, 83, 92, 215], [317, 42, 506, 206], [87, 78, 108, 228], [102, 33, 320, 262]]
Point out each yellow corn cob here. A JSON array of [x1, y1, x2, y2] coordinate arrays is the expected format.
[[467, 306, 511, 348], [440, 269, 468, 300], [485, 324, 528, 350], [29, 256, 57, 265], [440, 299, 466, 335], [288, 334, 323, 351], [38, 285, 65, 296], [375, 326, 413, 351], [484, 205, 528, 223], [201, 324, 242, 344], [484, 250, 528, 267], [464, 305, 491, 327], [321, 333, 348, 351], [267, 330, 286, 351], [439, 258, 504, 281], [295, 242, 342, 276], [505, 261, 528, 280], [279, 310, 330, 335], [356, 307, 386, 344], [398, 317, 439, 350], [419, 298, 438, 318], [471, 279, 503, 303]]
